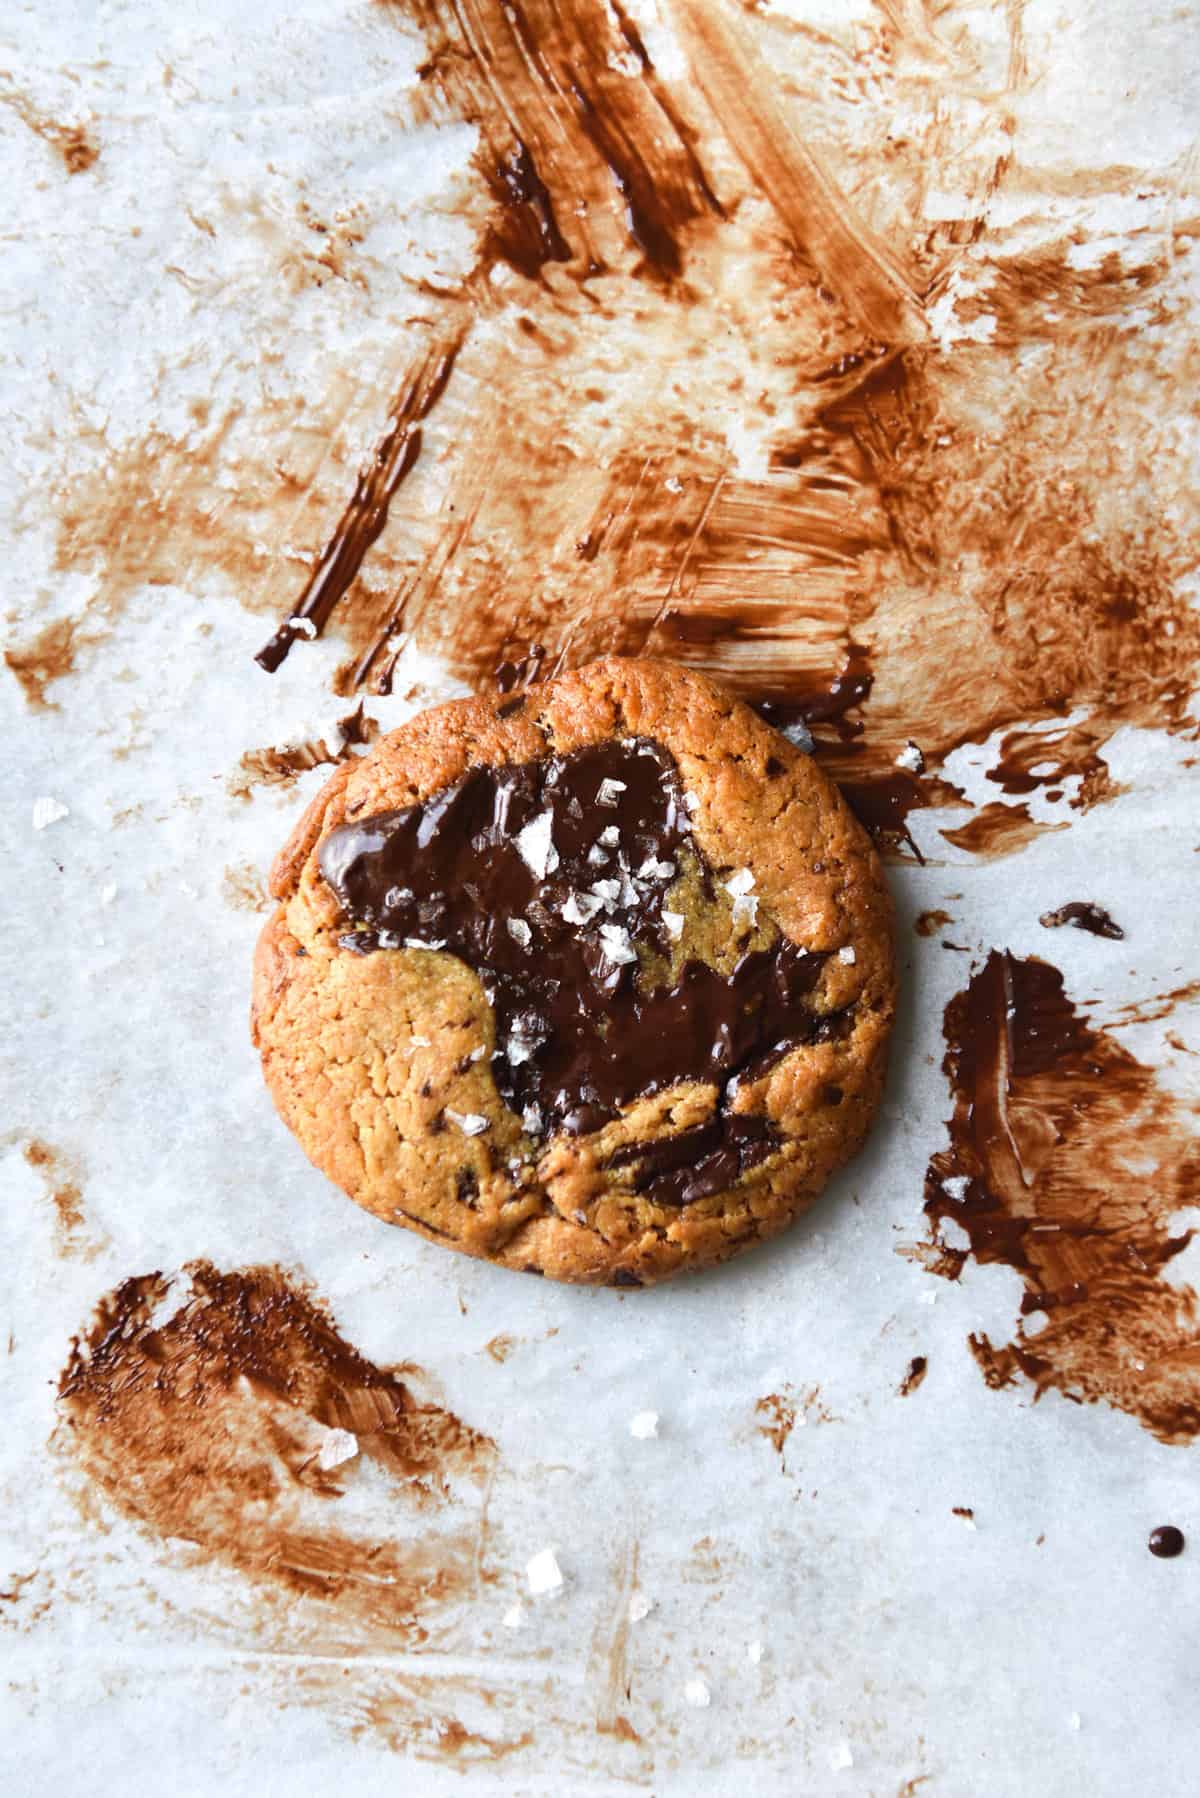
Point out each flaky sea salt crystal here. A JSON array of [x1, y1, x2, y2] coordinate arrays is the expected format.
[[629, 1411, 659, 1439], [747, 1641, 764, 1664], [683, 1678, 711, 1709], [526, 1547, 564, 1595], [829, 1743, 854, 1772], [597, 778, 627, 807], [599, 825, 620, 847], [587, 844, 610, 867], [662, 910, 685, 940], [522, 1103, 544, 1136], [515, 810, 558, 879], [411, 1035, 432, 1047], [599, 923, 637, 966], [895, 740, 925, 773], [445, 1109, 489, 1136], [838, 945, 857, 964], [32, 797, 69, 830], [288, 615, 318, 639], [724, 871, 758, 929], [561, 891, 603, 925], [100, 883, 117, 905], [1068, 1712, 1082, 1732], [638, 857, 675, 881], [502, 1602, 524, 1630], [628, 1593, 652, 1622], [507, 917, 532, 947], [405, 937, 447, 951], [589, 878, 622, 912], [942, 1174, 971, 1200], [780, 719, 814, 753], [507, 1033, 537, 1066], [318, 1428, 358, 1470]]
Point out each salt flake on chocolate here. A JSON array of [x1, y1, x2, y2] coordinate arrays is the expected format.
[[598, 824, 621, 848], [522, 1103, 544, 1136], [662, 910, 685, 941], [596, 778, 627, 807], [838, 945, 857, 964], [515, 809, 558, 879], [598, 923, 637, 966], [724, 868, 758, 929], [561, 891, 603, 926], [895, 740, 925, 773], [507, 917, 532, 948]]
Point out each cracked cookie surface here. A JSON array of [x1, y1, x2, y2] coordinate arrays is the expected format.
[[252, 657, 895, 1285]]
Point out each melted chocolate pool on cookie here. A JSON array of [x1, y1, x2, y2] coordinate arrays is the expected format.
[[320, 738, 848, 1205]]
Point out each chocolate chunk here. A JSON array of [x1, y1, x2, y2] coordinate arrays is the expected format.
[[319, 738, 841, 1192]]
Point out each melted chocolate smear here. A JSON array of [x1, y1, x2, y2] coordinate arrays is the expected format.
[[898, 1355, 928, 1397], [57, 1262, 494, 1632], [255, 334, 464, 674], [320, 738, 838, 1205], [1149, 1525, 1185, 1558], [923, 952, 1200, 1444], [1039, 902, 1125, 941]]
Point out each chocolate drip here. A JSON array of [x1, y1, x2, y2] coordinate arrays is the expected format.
[[319, 737, 838, 1201]]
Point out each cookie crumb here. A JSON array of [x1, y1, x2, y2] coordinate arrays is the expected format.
[[629, 1410, 659, 1439], [683, 1677, 711, 1709], [32, 797, 69, 830], [526, 1547, 564, 1595], [317, 1428, 358, 1470]]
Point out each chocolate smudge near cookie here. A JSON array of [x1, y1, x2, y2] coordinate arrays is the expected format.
[[921, 952, 1200, 1443]]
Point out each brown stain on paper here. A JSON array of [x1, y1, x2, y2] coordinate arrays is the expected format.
[[922, 952, 1200, 1443], [1, 87, 99, 173], [20, 1138, 104, 1259], [56, 1262, 495, 1637], [35, 0, 1198, 863]]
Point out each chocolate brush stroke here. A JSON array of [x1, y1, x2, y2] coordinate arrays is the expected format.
[[56, 1262, 494, 1636], [33, 3, 1200, 860], [921, 952, 1200, 1443]]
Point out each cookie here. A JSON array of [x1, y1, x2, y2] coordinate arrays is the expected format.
[[252, 657, 895, 1285]]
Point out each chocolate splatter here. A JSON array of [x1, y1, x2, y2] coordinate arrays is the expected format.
[[0, 88, 98, 173], [914, 910, 953, 938], [755, 1391, 796, 1458], [56, 1262, 494, 1633], [1148, 1525, 1185, 1558], [4, 618, 79, 710], [321, 735, 846, 1203], [923, 952, 1200, 1443], [1039, 902, 1125, 941], [898, 1355, 927, 1397], [951, 1506, 975, 1522], [19, 1138, 102, 1259]]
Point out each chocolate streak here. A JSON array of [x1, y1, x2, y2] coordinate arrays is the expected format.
[[320, 737, 842, 1204], [924, 952, 1200, 1443], [255, 334, 464, 673]]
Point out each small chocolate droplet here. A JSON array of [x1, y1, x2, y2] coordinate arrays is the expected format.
[[1149, 1525, 1185, 1558]]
